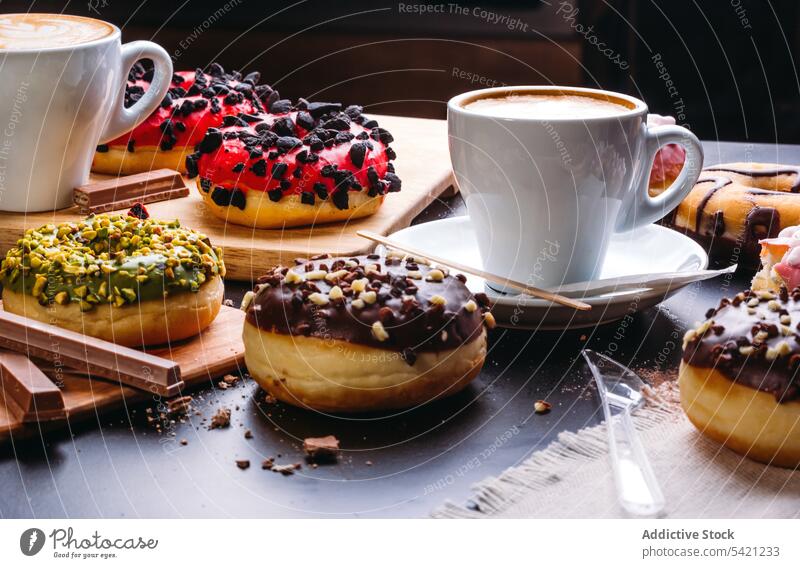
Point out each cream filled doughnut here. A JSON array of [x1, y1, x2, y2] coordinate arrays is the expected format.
[[92, 62, 267, 175], [186, 101, 400, 228], [0, 212, 225, 347], [752, 225, 800, 292], [680, 289, 800, 468], [242, 253, 491, 412]]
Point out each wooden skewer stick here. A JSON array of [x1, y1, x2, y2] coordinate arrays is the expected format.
[[357, 230, 592, 311]]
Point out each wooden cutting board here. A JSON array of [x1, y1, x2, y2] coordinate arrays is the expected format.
[[0, 115, 453, 281], [0, 304, 245, 442]]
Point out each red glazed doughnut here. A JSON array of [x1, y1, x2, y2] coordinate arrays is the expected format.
[[92, 62, 266, 175], [186, 101, 400, 228]]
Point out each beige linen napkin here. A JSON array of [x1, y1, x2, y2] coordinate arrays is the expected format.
[[434, 384, 800, 518]]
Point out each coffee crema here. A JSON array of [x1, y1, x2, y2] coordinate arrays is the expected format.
[[464, 93, 631, 119], [0, 13, 114, 50]]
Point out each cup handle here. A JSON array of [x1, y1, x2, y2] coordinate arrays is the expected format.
[[615, 124, 704, 233], [98, 41, 173, 143]]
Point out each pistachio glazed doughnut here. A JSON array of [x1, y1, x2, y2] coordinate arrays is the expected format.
[[0, 213, 225, 347]]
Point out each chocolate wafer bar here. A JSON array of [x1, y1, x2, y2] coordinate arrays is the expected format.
[[73, 169, 189, 214], [0, 310, 183, 397], [0, 350, 66, 423]]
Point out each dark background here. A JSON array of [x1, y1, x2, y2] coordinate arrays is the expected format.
[[3, 0, 799, 143]]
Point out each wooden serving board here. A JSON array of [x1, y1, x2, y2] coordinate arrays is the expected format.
[[0, 115, 453, 281], [0, 304, 245, 442]]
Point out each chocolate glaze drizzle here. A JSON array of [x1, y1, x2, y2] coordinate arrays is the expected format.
[[705, 166, 800, 193], [245, 254, 491, 364], [693, 176, 732, 233], [675, 166, 800, 268], [683, 288, 800, 402]]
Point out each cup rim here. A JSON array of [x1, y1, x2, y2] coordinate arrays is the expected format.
[[448, 85, 648, 122], [0, 13, 120, 54]]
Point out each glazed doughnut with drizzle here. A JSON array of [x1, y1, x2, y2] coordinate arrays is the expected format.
[[92, 62, 267, 175], [669, 162, 800, 269], [242, 252, 491, 412], [0, 213, 225, 347], [186, 100, 400, 228]]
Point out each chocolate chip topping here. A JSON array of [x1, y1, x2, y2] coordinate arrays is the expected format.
[[186, 98, 398, 209], [245, 253, 490, 362], [683, 288, 800, 401]]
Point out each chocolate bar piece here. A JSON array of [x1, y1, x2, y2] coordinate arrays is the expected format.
[[303, 435, 340, 462], [0, 310, 183, 397], [73, 169, 189, 214], [0, 350, 66, 423]]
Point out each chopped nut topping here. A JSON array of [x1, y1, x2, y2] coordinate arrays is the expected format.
[[695, 320, 712, 335], [767, 300, 781, 312], [371, 320, 389, 341], [781, 314, 792, 325], [308, 292, 329, 306], [305, 269, 327, 280], [430, 294, 446, 306], [407, 270, 422, 280], [739, 346, 755, 356], [765, 340, 792, 360], [360, 290, 377, 304], [351, 277, 369, 293], [283, 269, 304, 284], [464, 299, 478, 313], [241, 290, 255, 311], [534, 400, 552, 414], [325, 269, 348, 282], [329, 285, 344, 300], [0, 214, 224, 311], [757, 290, 776, 300], [426, 269, 445, 282], [484, 312, 497, 329], [351, 298, 365, 310], [747, 298, 759, 307]]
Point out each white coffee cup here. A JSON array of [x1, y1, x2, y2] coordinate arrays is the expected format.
[[447, 86, 703, 291], [0, 13, 172, 212]]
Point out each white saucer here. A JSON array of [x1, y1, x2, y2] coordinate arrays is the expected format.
[[388, 216, 709, 330]]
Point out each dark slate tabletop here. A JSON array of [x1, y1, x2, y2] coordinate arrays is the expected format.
[[2, 141, 799, 518]]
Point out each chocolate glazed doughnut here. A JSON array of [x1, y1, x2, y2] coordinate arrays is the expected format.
[[669, 163, 800, 269], [242, 253, 491, 412], [186, 101, 400, 229], [680, 288, 800, 468], [92, 62, 267, 175]]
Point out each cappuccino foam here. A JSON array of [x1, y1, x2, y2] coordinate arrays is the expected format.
[[465, 94, 630, 119], [0, 13, 114, 50]]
